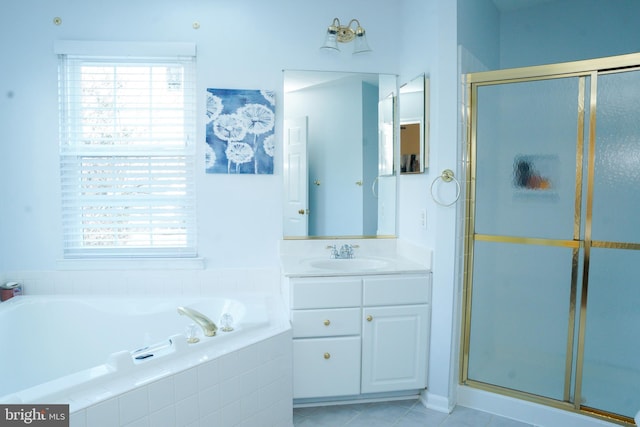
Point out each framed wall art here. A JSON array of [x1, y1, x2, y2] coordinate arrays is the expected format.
[[205, 88, 275, 174]]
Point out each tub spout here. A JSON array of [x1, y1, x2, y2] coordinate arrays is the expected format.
[[177, 306, 218, 337]]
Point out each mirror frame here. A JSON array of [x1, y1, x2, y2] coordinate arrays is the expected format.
[[282, 70, 399, 240]]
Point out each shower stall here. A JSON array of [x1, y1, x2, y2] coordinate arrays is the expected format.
[[461, 53, 640, 425]]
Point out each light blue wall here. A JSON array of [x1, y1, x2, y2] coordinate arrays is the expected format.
[[500, 0, 640, 68], [459, 0, 640, 72], [0, 0, 402, 271], [457, 0, 501, 70], [398, 0, 459, 408]]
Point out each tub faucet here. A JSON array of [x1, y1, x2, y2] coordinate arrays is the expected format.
[[177, 306, 218, 337]]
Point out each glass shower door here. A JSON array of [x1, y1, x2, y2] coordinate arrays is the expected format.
[[579, 69, 640, 419], [466, 76, 587, 401]]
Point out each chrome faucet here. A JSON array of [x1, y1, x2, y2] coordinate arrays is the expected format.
[[327, 244, 356, 259], [339, 244, 355, 259], [177, 306, 218, 337], [328, 244, 340, 259]]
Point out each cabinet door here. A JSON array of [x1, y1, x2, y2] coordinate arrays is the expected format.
[[293, 336, 361, 399], [361, 304, 430, 393]]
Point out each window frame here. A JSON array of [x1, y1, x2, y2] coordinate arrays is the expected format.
[[56, 42, 198, 260]]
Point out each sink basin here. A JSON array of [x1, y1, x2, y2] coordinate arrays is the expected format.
[[307, 258, 390, 272]]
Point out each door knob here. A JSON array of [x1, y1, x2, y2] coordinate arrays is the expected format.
[[324, 352, 331, 359], [366, 315, 373, 321]]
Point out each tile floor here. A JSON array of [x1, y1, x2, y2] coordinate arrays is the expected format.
[[293, 399, 534, 426]]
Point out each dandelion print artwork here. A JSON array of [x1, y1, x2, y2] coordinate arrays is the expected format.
[[205, 88, 275, 174]]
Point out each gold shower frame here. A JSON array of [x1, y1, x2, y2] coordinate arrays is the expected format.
[[460, 52, 640, 427]]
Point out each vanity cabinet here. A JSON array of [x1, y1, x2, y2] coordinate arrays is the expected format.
[[290, 273, 431, 401]]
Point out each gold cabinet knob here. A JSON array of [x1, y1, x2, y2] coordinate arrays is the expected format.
[[323, 319, 330, 326], [324, 352, 331, 359], [298, 209, 305, 215], [366, 315, 373, 322]]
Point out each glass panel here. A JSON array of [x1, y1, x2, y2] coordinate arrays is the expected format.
[[581, 248, 640, 418], [475, 77, 581, 240], [468, 241, 575, 400], [592, 71, 640, 243]]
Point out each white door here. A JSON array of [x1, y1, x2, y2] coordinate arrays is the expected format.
[[361, 304, 430, 393], [283, 117, 308, 236]]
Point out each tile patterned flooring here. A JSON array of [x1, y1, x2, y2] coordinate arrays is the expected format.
[[293, 399, 534, 427]]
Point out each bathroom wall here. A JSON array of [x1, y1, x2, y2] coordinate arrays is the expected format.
[[457, 0, 501, 71], [499, 0, 640, 69], [0, 0, 401, 275], [397, 0, 459, 410]]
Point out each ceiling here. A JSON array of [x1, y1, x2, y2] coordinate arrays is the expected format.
[[492, 0, 557, 12]]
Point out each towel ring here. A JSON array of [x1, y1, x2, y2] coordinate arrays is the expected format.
[[430, 169, 461, 207]]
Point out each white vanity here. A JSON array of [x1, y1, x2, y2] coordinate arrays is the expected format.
[[280, 240, 432, 404]]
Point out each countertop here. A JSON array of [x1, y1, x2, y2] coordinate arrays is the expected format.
[[280, 254, 430, 278]]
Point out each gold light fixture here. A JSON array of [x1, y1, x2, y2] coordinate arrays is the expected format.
[[320, 18, 372, 54]]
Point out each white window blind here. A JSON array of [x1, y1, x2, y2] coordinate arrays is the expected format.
[[58, 51, 197, 259]]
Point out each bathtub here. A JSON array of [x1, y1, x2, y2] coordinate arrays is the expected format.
[[0, 294, 293, 427]]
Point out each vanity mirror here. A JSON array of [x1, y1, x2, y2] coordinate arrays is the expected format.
[[283, 70, 397, 239], [399, 74, 428, 173]]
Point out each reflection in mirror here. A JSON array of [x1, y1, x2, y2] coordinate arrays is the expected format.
[[399, 74, 428, 174], [378, 93, 395, 177], [283, 70, 397, 239]]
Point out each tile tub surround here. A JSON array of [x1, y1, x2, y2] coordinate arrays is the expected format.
[[0, 267, 282, 296], [69, 329, 293, 427], [0, 293, 292, 427]]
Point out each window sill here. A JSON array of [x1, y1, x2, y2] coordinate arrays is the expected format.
[[56, 257, 206, 271]]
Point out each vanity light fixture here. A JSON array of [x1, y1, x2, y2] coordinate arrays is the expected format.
[[320, 18, 372, 54]]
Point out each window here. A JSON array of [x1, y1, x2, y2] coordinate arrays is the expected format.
[[57, 44, 197, 259]]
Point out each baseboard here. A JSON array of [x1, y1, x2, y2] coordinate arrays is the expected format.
[[419, 390, 454, 414], [456, 386, 620, 427]]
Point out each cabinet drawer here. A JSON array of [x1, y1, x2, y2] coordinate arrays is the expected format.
[[293, 336, 361, 398], [363, 274, 431, 306], [291, 277, 362, 309], [292, 308, 361, 338]]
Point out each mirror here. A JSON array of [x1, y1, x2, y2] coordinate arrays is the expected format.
[[399, 74, 428, 173], [283, 70, 397, 239]]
